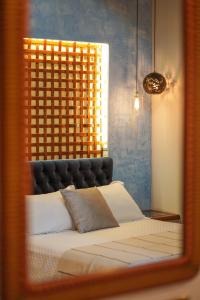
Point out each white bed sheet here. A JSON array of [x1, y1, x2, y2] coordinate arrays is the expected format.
[[28, 218, 182, 282], [28, 218, 182, 258]]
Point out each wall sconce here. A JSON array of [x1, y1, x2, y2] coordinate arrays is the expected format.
[[143, 0, 166, 95]]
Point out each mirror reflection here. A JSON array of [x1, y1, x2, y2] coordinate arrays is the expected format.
[[25, 0, 183, 283]]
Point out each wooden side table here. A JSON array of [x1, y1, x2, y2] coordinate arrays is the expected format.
[[142, 209, 181, 223]]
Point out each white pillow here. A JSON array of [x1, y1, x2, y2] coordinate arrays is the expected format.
[[26, 188, 74, 235], [97, 182, 144, 223], [110, 180, 124, 185]]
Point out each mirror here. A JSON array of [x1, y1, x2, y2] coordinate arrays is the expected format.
[[1, 0, 200, 299], [25, 0, 184, 284]]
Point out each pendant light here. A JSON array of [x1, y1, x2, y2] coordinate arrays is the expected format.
[[134, 0, 140, 111], [143, 0, 166, 94]]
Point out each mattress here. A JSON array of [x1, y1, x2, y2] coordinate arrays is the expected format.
[[28, 218, 182, 282]]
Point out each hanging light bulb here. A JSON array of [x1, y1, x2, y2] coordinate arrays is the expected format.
[[134, 0, 140, 112], [134, 93, 140, 111]]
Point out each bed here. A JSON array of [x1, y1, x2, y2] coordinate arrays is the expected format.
[[27, 157, 182, 282]]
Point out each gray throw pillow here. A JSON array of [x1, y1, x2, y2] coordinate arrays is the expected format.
[[60, 187, 119, 233]]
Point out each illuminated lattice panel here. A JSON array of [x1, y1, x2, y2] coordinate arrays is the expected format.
[[24, 38, 105, 160]]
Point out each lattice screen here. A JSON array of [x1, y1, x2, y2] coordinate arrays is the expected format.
[[24, 38, 107, 160]]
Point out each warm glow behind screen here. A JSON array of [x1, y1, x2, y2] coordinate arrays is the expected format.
[[24, 38, 108, 160]]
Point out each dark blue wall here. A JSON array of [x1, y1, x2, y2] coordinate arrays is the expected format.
[[30, 0, 152, 209]]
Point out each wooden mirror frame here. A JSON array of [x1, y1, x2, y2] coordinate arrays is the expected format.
[[1, 0, 200, 299]]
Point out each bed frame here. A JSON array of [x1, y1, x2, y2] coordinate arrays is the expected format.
[[29, 157, 113, 194]]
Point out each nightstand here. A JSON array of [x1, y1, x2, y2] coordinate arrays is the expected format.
[[142, 209, 181, 223]]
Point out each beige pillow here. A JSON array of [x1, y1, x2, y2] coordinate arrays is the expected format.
[[60, 187, 119, 233]]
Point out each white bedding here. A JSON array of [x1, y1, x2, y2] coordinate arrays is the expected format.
[[28, 218, 182, 282], [29, 218, 181, 256]]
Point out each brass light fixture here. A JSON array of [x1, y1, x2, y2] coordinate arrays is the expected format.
[[143, 0, 166, 94]]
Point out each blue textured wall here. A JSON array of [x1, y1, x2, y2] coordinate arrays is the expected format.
[[30, 0, 152, 209]]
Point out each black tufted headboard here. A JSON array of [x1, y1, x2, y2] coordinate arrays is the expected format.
[[29, 157, 113, 194]]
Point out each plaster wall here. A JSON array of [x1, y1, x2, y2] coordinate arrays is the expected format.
[[151, 0, 184, 214]]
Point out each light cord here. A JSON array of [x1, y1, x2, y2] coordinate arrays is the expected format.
[[136, 0, 139, 93], [154, 0, 156, 72]]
